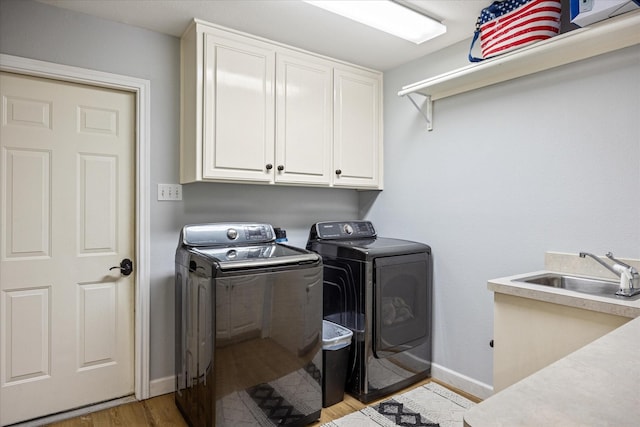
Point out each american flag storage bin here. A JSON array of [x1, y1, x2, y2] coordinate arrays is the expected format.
[[470, 0, 562, 62]]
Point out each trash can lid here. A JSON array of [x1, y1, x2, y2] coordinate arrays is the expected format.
[[322, 320, 353, 349]]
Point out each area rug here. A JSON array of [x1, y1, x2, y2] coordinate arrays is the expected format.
[[322, 382, 475, 427], [217, 365, 322, 426]]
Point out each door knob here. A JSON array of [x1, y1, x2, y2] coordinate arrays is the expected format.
[[109, 258, 133, 276]]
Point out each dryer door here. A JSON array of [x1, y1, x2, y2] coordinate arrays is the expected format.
[[373, 252, 431, 358]]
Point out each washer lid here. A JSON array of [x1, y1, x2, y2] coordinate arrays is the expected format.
[[180, 222, 275, 247], [193, 243, 319, 271]]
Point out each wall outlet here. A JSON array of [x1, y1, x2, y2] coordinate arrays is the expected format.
[[157, 184, 183, 201]]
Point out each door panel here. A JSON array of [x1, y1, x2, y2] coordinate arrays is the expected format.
[[4, 96, 52, 129], [3, 149, 51, 258], [78, 282, 117, 369], [78, 154, 117, 254], [3, 287, 50, 383], [0, 72, 135, 425]]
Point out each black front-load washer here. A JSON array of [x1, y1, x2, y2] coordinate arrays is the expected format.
[[306, 220, 433, 403]]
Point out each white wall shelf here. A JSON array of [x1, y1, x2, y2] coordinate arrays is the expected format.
[[398, 10, 640, 130]]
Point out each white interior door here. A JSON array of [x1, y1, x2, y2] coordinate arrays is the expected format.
[[0, 72, 135, 425]]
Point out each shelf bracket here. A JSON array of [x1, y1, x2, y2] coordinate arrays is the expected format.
[[406, 93, 433, 131]]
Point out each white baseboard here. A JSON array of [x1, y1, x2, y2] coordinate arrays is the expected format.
[[149, 375, 175, 398], [431, 363, 493, 400]]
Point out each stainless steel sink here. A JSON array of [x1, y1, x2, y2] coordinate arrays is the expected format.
[[515, 273, 640, 300]]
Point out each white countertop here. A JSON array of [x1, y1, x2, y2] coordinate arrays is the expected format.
[[465, 252, 640, 426], [464, 315, 640, 426]]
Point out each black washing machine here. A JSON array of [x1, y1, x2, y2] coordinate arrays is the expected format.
[[306, 221, 432, 403], [175, 223, 323, 426]]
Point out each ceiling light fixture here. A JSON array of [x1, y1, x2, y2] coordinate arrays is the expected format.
[[303, 0, 446, 44]]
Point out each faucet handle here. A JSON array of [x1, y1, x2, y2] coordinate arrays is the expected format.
[[605, 252, 634, 270]]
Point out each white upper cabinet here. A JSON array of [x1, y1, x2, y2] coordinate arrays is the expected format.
[[275, 52, 333, 186], [180, 19, 383, 190], [203, 32, 275, 183], [333, 66, 382, 189]]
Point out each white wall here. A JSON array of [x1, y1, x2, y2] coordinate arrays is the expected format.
[[0, 0, 359, 384], [363, 39, 640, 393]]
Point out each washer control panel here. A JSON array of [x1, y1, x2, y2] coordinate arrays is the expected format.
[[181, 223, 275, 246], [313, 221, 376, 240]]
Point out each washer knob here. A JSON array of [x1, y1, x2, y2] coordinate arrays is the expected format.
[[343, 224, 353, 235], [227, 228, 238, 240]]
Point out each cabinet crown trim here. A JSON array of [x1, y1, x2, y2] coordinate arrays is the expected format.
[[186, 18, 381, 75]]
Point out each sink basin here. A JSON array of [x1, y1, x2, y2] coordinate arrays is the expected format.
[[516, 273, 640, 300]]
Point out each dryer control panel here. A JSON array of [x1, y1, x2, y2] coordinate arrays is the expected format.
[[311, 221, 376, 240]]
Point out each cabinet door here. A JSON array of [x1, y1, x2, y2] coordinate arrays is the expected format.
[[203, 33, 275, 182], [275, 53, 333, 185], [493, 293, 629, 392], [333, 67, 382, 189]]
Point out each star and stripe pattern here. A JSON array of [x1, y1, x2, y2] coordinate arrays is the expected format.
[[479, 0, 561, 59]]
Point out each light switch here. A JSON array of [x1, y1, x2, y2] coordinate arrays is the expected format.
[[158, 184, 183, 201]]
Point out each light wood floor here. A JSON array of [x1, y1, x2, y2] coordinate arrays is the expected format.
[[43, 378, 480, 426]]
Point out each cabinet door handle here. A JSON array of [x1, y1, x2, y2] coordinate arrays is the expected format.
[[277, 165, 284, 171], [335, 169, 342, 175], [266, 164, 273, 170]]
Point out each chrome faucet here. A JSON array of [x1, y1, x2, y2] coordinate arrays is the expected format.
[[579, 251, 640, 297]]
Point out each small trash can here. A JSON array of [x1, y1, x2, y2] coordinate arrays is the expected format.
[[322, 320, 353, 407]]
